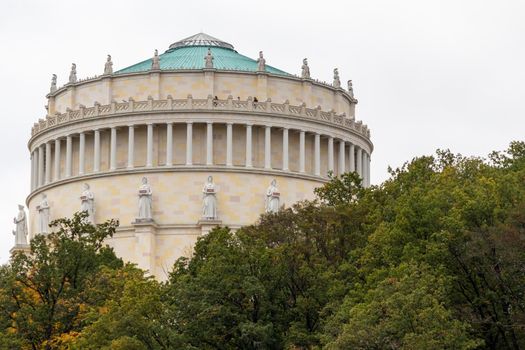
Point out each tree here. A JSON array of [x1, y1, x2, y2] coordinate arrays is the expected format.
[[0, 212, 122, 349]]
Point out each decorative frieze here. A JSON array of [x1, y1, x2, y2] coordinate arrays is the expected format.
[[31, 97, 369, 139]]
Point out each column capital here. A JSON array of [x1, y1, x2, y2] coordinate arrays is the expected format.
[[226, 122, 234, 126]]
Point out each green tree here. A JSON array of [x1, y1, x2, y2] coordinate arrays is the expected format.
[[0, 212, 122, 349], [72, 265, 183, 349]]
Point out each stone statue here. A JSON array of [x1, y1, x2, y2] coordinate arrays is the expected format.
[[333, 68, 341, 88], [137, 177, 153, 220], [347, 79, 354, 98], [202, 176, 217, 219], [12, 205, 28, 246], [301, 58, 310, 79], [204, 48, 214, 69], [265, 179, 280, 213], [104, 54, 113, 75], [37, 194, 50, 234], [257, 51, 266, 72], [50, 74, 57, 93], [68, 63, 77, 84], [80, 183, 95, 223], [151, 50, 160, 70]]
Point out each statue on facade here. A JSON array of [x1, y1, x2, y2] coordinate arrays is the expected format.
[[104, 54, 113, 75], [50, 74, 57, 93], [204, 48, 214, 69], [347, 79, 354, 98], [265, 179, 280, 213], [202, 176, 217, 220], [257, 51, 266, 72], [301, 58, 310, 79], [151, 50, 160, 70], [36, 194, 50, 234], [12, 205, 28, 246], [137, 177, 153, 221], [80, 183, 95, 223], [68, 63, 77, 84], [333, 68, 341, 88]]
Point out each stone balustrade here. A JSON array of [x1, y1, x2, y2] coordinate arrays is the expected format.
[[33, 96, 370, 139]]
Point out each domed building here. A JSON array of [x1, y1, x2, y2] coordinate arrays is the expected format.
[[23, 33, 372, 279]]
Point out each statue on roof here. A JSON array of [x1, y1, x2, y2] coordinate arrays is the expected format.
[[347, 80, 354, 98], [257, 51, 266, 72], [333, 68, 341, 88], [68, 63, 77, 84], [50, 74, 57, 93], [204, 48, 214, 69], [301, 58, 310, 79], [104, 54, 113, 75], [151, 49, 160, 70]]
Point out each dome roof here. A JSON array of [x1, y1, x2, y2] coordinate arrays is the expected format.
[[116, 32, 290, 76]]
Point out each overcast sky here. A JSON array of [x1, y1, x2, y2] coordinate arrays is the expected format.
[[0, 0, 523, 262]]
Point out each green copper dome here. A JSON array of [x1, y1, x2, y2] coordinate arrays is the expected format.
[[116, 33, 290, 76]]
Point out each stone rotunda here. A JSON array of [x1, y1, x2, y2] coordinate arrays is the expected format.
[[23, 33, 373, 279]]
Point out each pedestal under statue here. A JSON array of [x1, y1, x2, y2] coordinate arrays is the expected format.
[[202, 176, 217, 220], [265, 179, 280, 213], [13, 205, 28, 246]]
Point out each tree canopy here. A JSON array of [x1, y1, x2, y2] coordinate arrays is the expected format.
[[0, 141, 524, 349]]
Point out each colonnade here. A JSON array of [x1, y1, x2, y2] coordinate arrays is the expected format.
[[30, 122, 371, 192]]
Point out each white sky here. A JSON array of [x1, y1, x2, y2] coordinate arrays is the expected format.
[[0, 0, 523, 262]]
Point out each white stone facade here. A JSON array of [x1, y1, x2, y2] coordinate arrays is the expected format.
[[26, 35, 373, 280]]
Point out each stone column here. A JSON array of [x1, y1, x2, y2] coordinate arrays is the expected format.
[[37, 146, 44, 187], [128, 125, 135, 169], [328, 136, 334, 174], [30, 152, 34, 191], [245, 124, 252, 167], [206, 122, 213, 166], [29, 152, 33, 190], [54, 139, 60, 181], [264, 126, 271, 169], [314, 133, 321, 176], [349, 143, 355, 172], [299, 130, 305, 173], [93, 129, 101, 172], [356, 147, 362, 177], [78, 132, 85, 175], [363, 152, 369, 187], [65, 135, 72, 177], [45, 142, 52, 184], [339, 140, 345, 175], [110, 127, 117, 170], [366, 154, 371, 187], [361, 152, 366, 186], [186, 122, 193, 166], [282, 128, 289, 171], [146, 124, 153, 167], [226, 123, 233, 166], [166, 123, 173, 166]]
